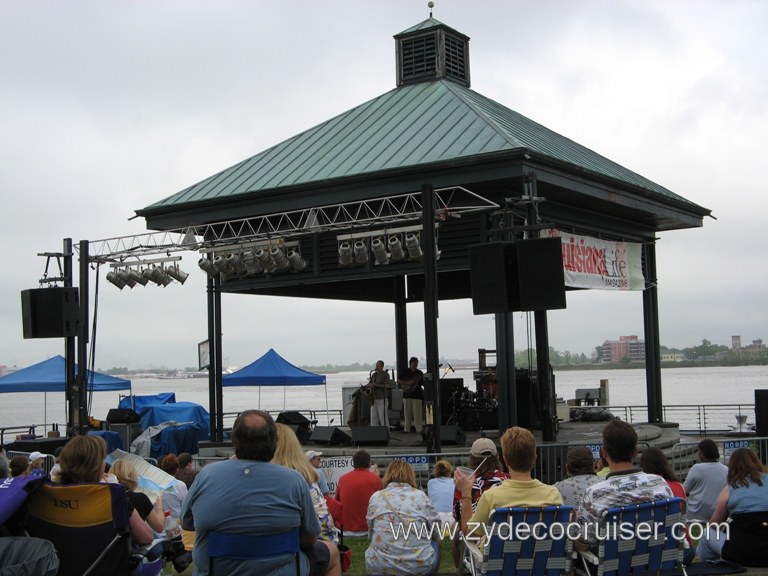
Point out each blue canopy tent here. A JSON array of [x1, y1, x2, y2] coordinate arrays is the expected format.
[[222, 348, 328, 421], [0, 355, 131, 426]]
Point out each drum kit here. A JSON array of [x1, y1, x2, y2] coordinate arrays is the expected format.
[[449, 386, 499, 430]]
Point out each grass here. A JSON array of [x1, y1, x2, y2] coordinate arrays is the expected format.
[[342, 536, 456, 575]]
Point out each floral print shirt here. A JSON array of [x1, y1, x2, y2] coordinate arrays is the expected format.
[[310, 482, 338, 543], [365, 483, 440, 576]]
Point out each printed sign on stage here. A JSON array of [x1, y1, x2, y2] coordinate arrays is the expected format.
[[320, 456, 354, 496]]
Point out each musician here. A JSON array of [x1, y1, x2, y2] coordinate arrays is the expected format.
[[397, 357, 424, 433], [368, 360, 391, 427]]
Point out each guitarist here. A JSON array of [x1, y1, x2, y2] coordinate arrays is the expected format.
[[397, 357, 424, 433], [368, 360, 391, 428]]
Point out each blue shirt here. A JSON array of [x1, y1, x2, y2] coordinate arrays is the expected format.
[[427, 477, 454, 513], [728, 473, 768, 515], [182, 459, 320, 576]]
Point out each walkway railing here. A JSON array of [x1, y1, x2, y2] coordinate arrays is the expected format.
[[602, 403, 756, 434]]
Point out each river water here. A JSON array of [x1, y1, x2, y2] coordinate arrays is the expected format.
[[1, 365, 766, 433]]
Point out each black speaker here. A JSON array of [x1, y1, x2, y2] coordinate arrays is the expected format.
[[756, 390, 768, 437], [469, 238, 566, 314], [286, 424, 312, 444], [351, 426, 390, 446], [106, 408, 141, 424], [439, 425, 467, 446], [21, 287, 79, 339], [277, 411, 312, 427], [310, 426, 352, 446]]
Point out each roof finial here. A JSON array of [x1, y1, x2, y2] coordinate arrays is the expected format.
[[428, 1, 434, 18]]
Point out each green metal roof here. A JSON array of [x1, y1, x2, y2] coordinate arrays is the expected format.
[[395, 17, 468, 39], [142, 79, 699, 211]]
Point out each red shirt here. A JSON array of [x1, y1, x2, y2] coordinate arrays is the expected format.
[[334, 468, 382, 532]]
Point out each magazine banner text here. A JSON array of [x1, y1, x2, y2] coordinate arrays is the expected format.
[[544, 230, 645, 291]]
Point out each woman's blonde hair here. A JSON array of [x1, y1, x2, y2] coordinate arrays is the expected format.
[[382, 460, 416, 488], [272, 422, 319, 485], [59, 435, 106, 484], [433, 459, 453, 478], [110, 459, 139, 491]]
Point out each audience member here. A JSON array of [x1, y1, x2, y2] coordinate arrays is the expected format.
[[27, 451, 48, 477], [49, 446, 64, 483], [554, 446, 600, 508], [274, 423, 338, 546], [683, 438, 728, 522], [640, 447, 694, 564], [576, 420, 672, 550], [595, 456, 610, 478], [9, 455, 29, 477], [450, 437, 508, 566], [0, 453, 8, 479], [306, 450, 330, 496], [427, 459, 455, 523], [334, 449, 381, 536], [366, 460, 441, 576], [697, 447, 768, 566], [110, 458, 165, 532], [456, 427, 562, 536], [181, 410, 340, 576], [160, 453, 189, 519], [176, 452, 199, 489], [58, 435, 153, 545]]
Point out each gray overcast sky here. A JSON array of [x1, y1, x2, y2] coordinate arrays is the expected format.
[[1, 0, 766, 370]]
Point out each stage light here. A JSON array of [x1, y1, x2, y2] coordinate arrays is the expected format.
[[148, 267, 173, 287], [338, 242, 353, 266], [353, 241, 368, 265], [271, 246, 292, 273], [198, 257, 218, 278], [213, 254, 230, 275], [406, 233, 423, 260], [388, 235, 405, 262], [225, 253, 247, 276], [128, 268, 148, 286], [287, 249, 307, 271], [255, 248, 277, 274], [166, 265, 189, 284], [106, 271, 126, 290], [242, 250, 263, 276], [117, 269, 136, 288], [371, 237, 389, 265]]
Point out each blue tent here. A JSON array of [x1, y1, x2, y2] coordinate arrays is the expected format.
[[223, 348, 327, 416], [0, 355, 131, 393], [223, 348, 325, 387]]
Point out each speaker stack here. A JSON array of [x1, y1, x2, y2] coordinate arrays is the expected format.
[[351, 426, 390, 446], [20, 287, 80, 339], [469, 238, 566, 314], [310, 426, 352, 446], [277, 411, 313, 445], [755, 390, 768, 437]]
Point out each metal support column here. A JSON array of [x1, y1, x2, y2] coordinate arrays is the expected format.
[[62, 238, 78, 437], [643, 242, 663, 423], [535, 311, 557, 441], [394, 276, 408, 374], [214, 276, 224, 441], [206, 265, 218, 441], [422, 183, 441, 453], [77, 240, 89, 435], [495, 313, 515, 431]]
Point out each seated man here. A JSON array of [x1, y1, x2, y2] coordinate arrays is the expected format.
[[576, 419, 673, 550], [333, 450, 381, 536], [182, 410, 339, 576], [455, 427, 562, 537]]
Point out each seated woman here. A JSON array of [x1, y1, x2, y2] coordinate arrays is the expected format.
[[366, 460, 441, 576], [58, 435, 153, 546], [697, 447, 768, 567], [110, 459, 165, 533], [427, 459, 454, 524]]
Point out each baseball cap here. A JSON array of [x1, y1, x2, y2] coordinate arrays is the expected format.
[[29, 451, 45, 462], [470, 438, 497, 458], [305, 450, 323, 459]]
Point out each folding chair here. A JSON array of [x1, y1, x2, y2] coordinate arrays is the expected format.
[[577, 497, 688, 576], [207, 527, 302, 576], [26, 482, 135, 576], [460, 505, 574, 576]]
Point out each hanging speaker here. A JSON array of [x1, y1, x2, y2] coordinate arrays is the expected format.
[[469, 238, 566, 314], [21, 287, 79, 339]]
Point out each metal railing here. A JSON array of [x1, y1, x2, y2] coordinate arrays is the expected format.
[[600, 404, 756, 434], [0, 425, 38, 447]]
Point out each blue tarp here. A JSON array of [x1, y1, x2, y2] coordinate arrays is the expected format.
[[118, 393, 176, 411], [222, 348, 325, 387], [0, 355, 131, 393], [138, 402, 210, 441]]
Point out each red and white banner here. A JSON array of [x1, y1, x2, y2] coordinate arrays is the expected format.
[[543, 230, 645, 291]]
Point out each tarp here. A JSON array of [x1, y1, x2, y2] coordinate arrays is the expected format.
[[137, 402, 210, 440], [222, 348, 325, 387], [118, 393, 176, 411], [0, 355, 131, 393]]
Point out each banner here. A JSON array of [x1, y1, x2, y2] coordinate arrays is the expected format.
[[543, 230, 645, 290]]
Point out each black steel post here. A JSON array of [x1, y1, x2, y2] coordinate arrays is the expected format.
[[206, 265, 217, 441], [62, 238, 78, 437], [643, 242, 663, 422], [214, 275, 224, 441], [495, 313, 515, 430], [77, 239, 89, 435], [535, 311, 557, 440], [394, 276, 408, 375], [422, 183, 441, 453]]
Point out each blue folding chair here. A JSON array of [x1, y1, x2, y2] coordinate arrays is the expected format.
[[578, 497, 688, 576], [207, 527, 302, 576], [461, 505, 574, 576]]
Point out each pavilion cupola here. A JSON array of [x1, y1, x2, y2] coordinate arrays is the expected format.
[[394, 17, 471, 88]]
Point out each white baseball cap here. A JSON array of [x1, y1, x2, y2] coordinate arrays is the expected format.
[[29, 451, 46, 461], [305, 450, 323, 459]]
